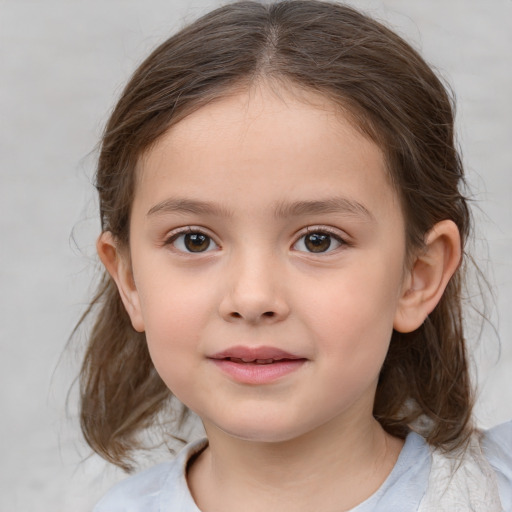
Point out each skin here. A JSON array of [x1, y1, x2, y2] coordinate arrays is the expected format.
[[99, 83, 461, 512]]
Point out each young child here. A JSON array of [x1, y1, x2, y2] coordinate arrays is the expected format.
[[79, 1, 512, 510]]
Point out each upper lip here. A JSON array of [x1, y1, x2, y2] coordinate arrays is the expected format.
[[209, 345, 304, 362]]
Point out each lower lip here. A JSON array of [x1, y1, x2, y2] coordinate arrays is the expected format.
[[210, 359, 306, 384]]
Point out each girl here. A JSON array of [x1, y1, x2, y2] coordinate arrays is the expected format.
[[79, 1, 512, 510]]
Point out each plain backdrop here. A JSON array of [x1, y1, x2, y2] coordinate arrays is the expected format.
[[1, 0, 511, 510]]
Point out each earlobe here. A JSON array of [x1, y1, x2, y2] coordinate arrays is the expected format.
[[393, 220, 461, 333], [96, 232, 145, 332]]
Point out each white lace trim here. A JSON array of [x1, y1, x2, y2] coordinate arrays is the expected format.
[[419, 434, 502, 511]]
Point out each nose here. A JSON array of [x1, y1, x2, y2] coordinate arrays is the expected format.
[[218, 251, 290, 324]]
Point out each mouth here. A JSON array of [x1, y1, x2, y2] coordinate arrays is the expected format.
[[209, 346, 307, 384], [210, 345, 304, 362], [220, 357, 297, 365]]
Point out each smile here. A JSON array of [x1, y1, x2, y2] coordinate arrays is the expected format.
[[225, 357, 292, 365], [209, 346, 307, 384]]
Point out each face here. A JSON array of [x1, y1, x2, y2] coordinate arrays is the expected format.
[[120, 85, 410, 443]]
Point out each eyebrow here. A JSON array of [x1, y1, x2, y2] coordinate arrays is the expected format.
[[273, 197, 374, 221], [147, 198, 232, 217], [147, 196, 373, 221]]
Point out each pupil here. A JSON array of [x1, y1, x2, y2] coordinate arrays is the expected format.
[[184, 233, 210, 252], [305, 233, 331, 253]]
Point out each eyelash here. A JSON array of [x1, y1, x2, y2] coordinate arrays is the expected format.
[[163, 226, 349, 255], [164, 227, 219, 254], [292, 226, 349, 254]]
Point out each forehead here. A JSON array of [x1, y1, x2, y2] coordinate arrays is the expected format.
[[134, 84, 399, 221]]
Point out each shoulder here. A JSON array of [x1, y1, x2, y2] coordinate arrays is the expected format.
[[93, 461, 174, 512], [481, 420, 512, 509], [93, 438, 207, 512], [419, 421, 512, 512]]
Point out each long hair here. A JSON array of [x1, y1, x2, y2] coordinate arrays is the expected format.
[[78, 0, 473, 471]]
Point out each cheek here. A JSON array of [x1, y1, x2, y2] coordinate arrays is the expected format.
[[138, 286, 211, 407], [306, 259, 402, 360], [134, 271, 216, 379], [137, 267, 216, 330]]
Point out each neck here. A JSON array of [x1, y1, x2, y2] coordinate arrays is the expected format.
[[187, 417, 403, 512]]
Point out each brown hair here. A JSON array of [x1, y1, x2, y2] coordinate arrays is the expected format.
[[79, 0, 473, 471]]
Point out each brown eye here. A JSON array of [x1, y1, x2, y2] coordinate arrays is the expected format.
[[293, 230, 343, 254], [184, 233, 211, 252], [304, 233, 331, 253], [169, 231, 218, 253]]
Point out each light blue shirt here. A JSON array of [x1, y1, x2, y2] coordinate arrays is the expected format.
[[93, 422, 512, 511]]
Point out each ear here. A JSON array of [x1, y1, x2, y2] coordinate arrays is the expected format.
[[96, 232, 145, 332], [393, 220, 461, 333]]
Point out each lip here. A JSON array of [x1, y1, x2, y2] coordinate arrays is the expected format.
[[209, 345, 307, 384], [211, 345, 303, 362]]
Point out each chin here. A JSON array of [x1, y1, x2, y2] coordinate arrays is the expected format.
[[211, 414, 318, 445]]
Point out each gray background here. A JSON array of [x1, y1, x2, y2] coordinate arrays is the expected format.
[[1, 0, 511, 510]]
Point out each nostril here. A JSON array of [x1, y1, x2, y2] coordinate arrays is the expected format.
[[228, 311, 275, 320]]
